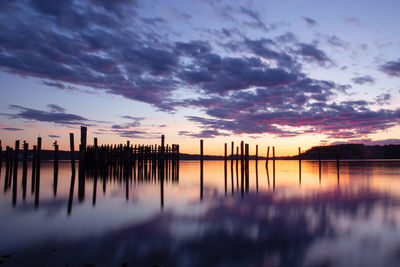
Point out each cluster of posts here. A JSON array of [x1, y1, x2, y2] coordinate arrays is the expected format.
[[0, 127, 180, 211], [200, 140, 278, 198]]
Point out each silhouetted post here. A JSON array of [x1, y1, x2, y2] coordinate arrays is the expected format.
[[22, 141, 28, 200], [298, 147, 301, 186], [69, 133, 75, 174], [266, 146, 270, 168], [245, 143, 249, 192], [31, 145, 36, 193], [12, 140, 19, 206], [80, 126, 87, 164], [94, 137, 98, 167], [4, 146, 10, 191], [53, 141, 59, 197], [236, 146, 239, 169], [161, 135, 165, 177], [224, 143, 227, 195], [224, 143, 227, 163], [336, 151, 339, 173], [318, 147, 321, 183], [273, 146, 275, 192], [35, 137, 41, 209], [256, 145, 258, 165], [231, 142, 234, 169], [336, 151, 340, 186], [0, 140, 2, 173], [200, 139, 203, 201]]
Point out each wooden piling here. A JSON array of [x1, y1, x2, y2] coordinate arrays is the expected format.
[[80, 126, 87, 164], [200, 139, 203, 200], [318, 147, 321, 183], [31, 145, 36, 193], [266, 146, 270, 168], [224, 143, 227, 163], [298, 147, 301, 186], [69, 133, 75, 174], [245, 143, 249, 192], [53, 141, 59, 197], [35, 137, 41, 208], [256, 145, 258, 163], [272, 146, 275, 191], [231, 142, 234, 169], [12, 140, 19, 206], [22, 141, 28, 200]]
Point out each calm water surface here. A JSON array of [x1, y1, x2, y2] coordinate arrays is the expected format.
[[1, 160, 400, 267]]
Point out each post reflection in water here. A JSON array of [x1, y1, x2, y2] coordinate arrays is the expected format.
[[2, 159, 400, 267]]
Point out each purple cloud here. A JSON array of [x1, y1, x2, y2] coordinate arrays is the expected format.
[[302, 17, 317, 26], [351, 75, 375, 85], [297, 43, 332, 67], [1, 127, 24, 131], [5, 105, 90, 125], [379, 59, 400, 77]]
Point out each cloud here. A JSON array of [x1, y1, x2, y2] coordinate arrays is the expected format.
[[179, 129, 229, 138], [297, 43, 333, 67], [375, 93, 391, 105], [4, 105, 90, 125], [111, 116, 144, 129], [379, 59, 400, 77], [48, 134, 61, 138], [302, 17, 317, 26], [351, 75, 375, 85], [1, 127, 24, 131]]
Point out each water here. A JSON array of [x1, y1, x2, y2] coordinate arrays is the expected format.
[[1, 160, 400, 267]]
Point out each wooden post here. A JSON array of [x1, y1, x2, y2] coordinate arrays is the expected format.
[[318, 147, 321, 183], [256, 145, 258, 165], [35, 137, 41, 208], [224, 143, 227, 163], [231, 142, 234, 169], [336, 151, 340, 173], [12, 140, 19, 206], [0, 140, 2, 172], [22, 141, 28, 200], [53, 141, 59, 197], [80, 126, 87, 164], [272, 146, 275, 191], [69, 133, 75, 174], [31, 145, 36, 193], [298, 147, 301, 186], [245, 143, 249, 192], [200, 139, 203, 200], [266, 146, 270, 168]]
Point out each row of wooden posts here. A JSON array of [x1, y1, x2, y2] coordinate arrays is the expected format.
[[0, 127, 180, 209]]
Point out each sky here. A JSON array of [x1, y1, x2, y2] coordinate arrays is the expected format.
[[0, 0, 400, 156]]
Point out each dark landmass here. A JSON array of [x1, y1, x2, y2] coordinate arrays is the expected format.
[[285, 144, 400, 160], [1, 144, 400, 161]]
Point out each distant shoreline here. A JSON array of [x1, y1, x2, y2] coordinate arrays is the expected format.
[[2, 144, 400, 161]]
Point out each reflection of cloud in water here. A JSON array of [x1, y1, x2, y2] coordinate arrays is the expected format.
[[9, 188, 400, 267]]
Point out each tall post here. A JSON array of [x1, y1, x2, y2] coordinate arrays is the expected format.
[[200, 139, 203, 201], [224, 143, 227, 195], [272, 146, 275, 192], [256, 145, 258, 165], [53, 141, 59, 197], [12, 140, 19, 206], [80, 126, 87, 164], [22, 141, 28, 200], [266, 146, 270, 168], [69, 133, 75, 174], [231, 142, 234, 169], [245, 143, 249, 192], [298, 147, 301, 186], [318, 147, 321, 183], [0, 140, 2, 173], [35, 137, 41, 208]]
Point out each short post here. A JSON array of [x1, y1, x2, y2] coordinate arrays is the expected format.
[[200, 139, 203, 200], [69, 133, 75, 174]]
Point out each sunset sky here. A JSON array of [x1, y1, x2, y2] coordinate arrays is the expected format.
[[0, 0, 400, 156]]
